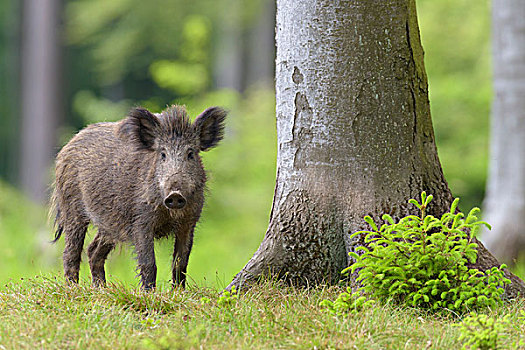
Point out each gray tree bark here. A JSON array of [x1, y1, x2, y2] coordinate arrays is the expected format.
[[20, 0, 62, 202], [481, 0, 525, 264], [229, 0, 525, 298]]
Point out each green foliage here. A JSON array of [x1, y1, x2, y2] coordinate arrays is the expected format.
[[149, 15, 211, 96], [150, 60, 209, 96], [319, 288, 375, 315], [71, 90, 132, 124], [346, 192, 509, 314], [63, 0, 271, 132], [217, 285, 238, 308], [455, 313, 511, 350]]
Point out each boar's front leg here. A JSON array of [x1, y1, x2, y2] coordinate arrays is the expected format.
[[133, 231, 157, 290], [172, 226, 195, 288]]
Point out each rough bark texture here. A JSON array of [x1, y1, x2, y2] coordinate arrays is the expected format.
[[229, 0, 525, 298], [481, 0, 525, 264]]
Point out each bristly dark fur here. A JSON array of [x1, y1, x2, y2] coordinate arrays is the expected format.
[[159, 105, 194, 140], [194, 107, 227, 151], [118, 107, 160, 149]]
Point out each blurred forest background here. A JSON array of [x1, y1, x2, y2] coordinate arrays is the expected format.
[[0, 0, 501, 287]]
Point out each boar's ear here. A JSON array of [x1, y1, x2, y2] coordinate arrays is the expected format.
[[119, 107, 160, 149], [194, 107, 227, 151]]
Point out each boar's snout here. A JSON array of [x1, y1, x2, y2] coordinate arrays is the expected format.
[[164, 191, 187, 210]]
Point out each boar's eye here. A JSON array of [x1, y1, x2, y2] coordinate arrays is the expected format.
[[160, 151, 167, 161], [187, 149, 195, 160]]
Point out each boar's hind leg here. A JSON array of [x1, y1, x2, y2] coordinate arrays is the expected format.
[[87, 231, 115, 287], [172, 227, 195, 289], [63, 221, 89, 284]]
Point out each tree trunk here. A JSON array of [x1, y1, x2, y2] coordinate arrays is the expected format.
[[214, 0, 244, 91], [228, 0, 525, 298], [481, 0, 525, 264], [0, 0, 19, 182], [20, 0, 62, 202], [244, 0, 275, 88]]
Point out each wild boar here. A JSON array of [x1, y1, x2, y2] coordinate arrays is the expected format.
[[50, 105, 227, 289]]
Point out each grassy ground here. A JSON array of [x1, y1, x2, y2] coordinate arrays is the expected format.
[[1, 276, 524, 349]]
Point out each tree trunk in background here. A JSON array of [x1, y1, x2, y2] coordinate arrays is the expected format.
[[245, 0, 275, 88], [229, 0, 525, 298], [0, 0, 20, 182], [214, 0, 244, 91], [482, 1, 525, 264], [20, 0, 61, 202], [214, 0, 275, 92]]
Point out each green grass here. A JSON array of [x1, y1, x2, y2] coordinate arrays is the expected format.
[[1, 276, 524, 349]]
